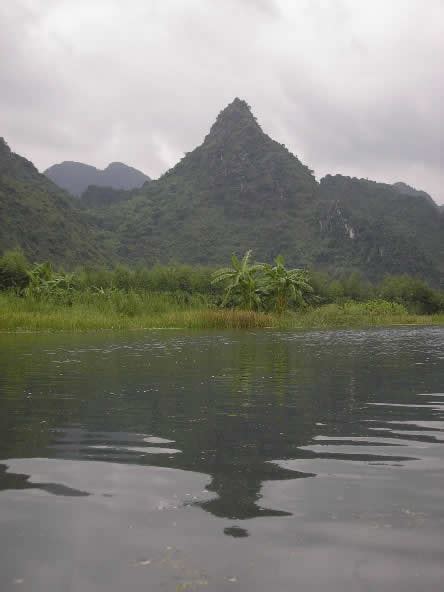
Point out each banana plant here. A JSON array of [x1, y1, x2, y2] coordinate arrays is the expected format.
[[260, 255, 313, 314], [212, 250, 263, 310], [26, 262, 74, 301]]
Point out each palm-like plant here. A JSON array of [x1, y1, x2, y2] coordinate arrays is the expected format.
[[212, 250, 263, 310], [26, 262, 74, 301], [261, 255, 313, 314]]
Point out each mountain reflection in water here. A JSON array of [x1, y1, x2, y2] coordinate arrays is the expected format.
[[1, 328, 442, 522]]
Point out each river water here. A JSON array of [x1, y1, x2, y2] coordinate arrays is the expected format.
[[0, 327, 443, 591]]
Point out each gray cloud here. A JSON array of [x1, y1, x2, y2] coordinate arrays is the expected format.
[[1, 0, 443, 202]]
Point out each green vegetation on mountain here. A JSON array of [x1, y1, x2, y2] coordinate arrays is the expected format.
[[82, 99, 442, 284], [318, 175, 443, 284], [44, 160, 150, 197], [392, 181, 437, 205], [80, 185, 137, 208], [0, 139, 104, 266], [90, 98, 321, 265]]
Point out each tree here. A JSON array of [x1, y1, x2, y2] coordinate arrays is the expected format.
[[212, 250, 263, 310], [261, 255, 313, 314]]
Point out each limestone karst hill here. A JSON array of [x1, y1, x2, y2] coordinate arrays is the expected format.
[[1, 99, 442, 283]]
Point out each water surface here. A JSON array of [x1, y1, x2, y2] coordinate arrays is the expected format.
[[0, 327, 443, 591]]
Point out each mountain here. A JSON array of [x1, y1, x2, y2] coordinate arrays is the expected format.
[[86, 98, 442, 284], [392, 181, 437, 207], [319, 175, 443, 282], [80, 185, 136, 208], [2, 99, 442, 284], [44, 161, 150, 196], [0, 138, 103, 265], [93, 98, 321, 264]]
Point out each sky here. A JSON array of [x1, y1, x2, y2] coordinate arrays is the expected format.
[[1, 0, 443, 203]]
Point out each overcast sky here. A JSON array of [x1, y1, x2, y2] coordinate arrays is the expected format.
[[1, 0, 443, 202]]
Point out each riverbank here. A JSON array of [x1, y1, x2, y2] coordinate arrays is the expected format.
[[1, 294, 443, 331]]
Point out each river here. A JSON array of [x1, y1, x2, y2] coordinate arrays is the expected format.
[[0, 327, 443, 591]]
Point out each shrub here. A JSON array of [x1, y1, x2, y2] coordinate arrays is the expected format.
[[0, 249, 30, 291], [379, 275, 443, 314]]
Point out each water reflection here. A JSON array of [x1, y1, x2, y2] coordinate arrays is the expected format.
[[0, 463, 89, 497], [0, 328, 443, 525], [0, 329, 443, 591]]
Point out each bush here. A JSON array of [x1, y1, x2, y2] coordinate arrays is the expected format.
[[379, 275, 443, 314], [0, 249, 30, 291], [341, 272, 374, 301], [361, 299, 407, 315], [308, 271, 374, 304]]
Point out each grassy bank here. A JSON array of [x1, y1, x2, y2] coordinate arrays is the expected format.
[[0, 292, 273, 331], [0, 293, 442, 332], [282, 302, 444, 329]]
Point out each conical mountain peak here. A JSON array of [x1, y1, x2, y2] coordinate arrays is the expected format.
[[164, 96, 318, 207], [207, 97, 261, 139], [219, 97, 256, 119]]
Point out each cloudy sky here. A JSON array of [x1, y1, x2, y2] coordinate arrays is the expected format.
[[1, 0, 443, 202]]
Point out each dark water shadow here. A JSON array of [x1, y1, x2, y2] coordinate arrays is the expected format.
[[0, 464, 90, 497]]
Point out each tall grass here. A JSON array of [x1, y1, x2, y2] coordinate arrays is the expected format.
[[279, 301, 444, 329], [0, 292, 273, 331], [0, 293, 442, 332]]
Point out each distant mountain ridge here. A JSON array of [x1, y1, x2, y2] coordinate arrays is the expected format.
[[44, 160, 150, 196]]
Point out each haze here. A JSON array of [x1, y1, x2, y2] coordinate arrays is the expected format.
[[1, 0, 443, 202]]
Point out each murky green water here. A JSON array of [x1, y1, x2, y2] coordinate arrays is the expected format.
[[0, 327, 443, 591]]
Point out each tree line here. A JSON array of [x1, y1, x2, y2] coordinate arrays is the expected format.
[[0, 249, 442, 315]]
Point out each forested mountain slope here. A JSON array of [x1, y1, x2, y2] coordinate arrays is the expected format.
[[0, 138, 104, 265], [85, 99, 442, 283], [318, 175, 443, 283], [91, 99, 322, 264]]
